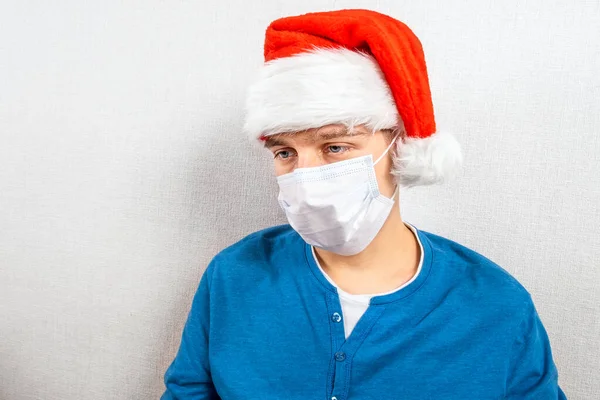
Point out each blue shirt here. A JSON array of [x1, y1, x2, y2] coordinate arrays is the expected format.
[[162, 224, 566, 399]]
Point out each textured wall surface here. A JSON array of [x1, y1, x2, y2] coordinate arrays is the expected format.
[[1, 1, 599, 399]]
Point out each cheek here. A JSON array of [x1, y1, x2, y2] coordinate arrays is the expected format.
[[274, 162, 292, 177], [274, 164, 285, 177], [374, 155, 397, 196]]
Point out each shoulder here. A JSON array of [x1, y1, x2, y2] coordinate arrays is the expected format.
[[217, 224, 299, 261], [205, 224, 301, 283], [419, 229, 533, 310]]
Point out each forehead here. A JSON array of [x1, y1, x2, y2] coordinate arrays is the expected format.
[[264, 125, 369, 148]]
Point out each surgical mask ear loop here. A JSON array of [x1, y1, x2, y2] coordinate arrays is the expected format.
[[374, 131, 401, 165], [391, 183, 399, 200], [373, 131, 401, 201]]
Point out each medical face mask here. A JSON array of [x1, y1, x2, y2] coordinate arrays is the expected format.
[[276, 135, 399, 256]]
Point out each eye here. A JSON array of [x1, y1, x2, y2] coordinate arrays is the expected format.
[[325, 145, 349, 155], [274, 149, 296, 160]]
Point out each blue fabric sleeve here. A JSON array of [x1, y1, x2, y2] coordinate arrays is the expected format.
[[505, 298, 567, 399], [161, 265, 220, 400]]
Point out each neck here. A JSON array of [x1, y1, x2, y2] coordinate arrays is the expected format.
[[314, 198, 420, 295]]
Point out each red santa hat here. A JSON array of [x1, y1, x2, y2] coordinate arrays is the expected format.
[[243, 9, 462, 186]]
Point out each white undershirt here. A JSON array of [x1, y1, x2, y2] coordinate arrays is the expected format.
[[312, 223, 424, 339]]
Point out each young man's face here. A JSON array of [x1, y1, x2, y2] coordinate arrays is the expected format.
[[265, 124, 398, 198]]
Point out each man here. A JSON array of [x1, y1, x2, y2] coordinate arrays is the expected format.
[[162, 9, 566, 399]]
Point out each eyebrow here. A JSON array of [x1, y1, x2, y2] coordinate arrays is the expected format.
[[263, 127, 369, 149]]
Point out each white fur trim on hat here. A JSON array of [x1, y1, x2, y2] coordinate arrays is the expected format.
[[243, 47, 399, 139], [392, 131, 463, 187], [243, 47, 462, 187]]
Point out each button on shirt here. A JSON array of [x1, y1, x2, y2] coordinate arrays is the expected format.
[[162, 224, 565, 399]]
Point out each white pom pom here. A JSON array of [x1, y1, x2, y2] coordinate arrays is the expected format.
[[392, 131, 463, 187]]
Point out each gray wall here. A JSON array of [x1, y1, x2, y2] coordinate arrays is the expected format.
[[1, 1, 598, 399]]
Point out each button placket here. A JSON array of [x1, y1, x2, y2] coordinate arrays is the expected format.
[[325, 293, 348, 400]]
